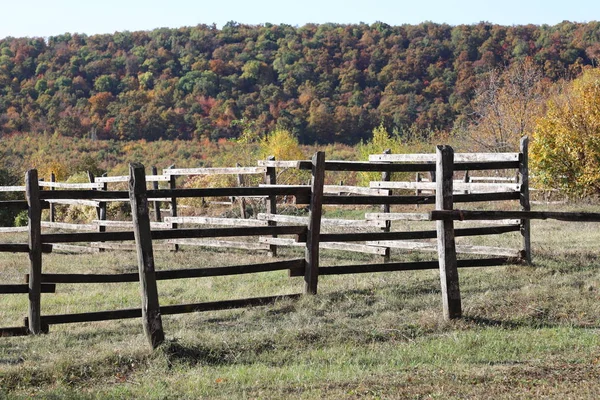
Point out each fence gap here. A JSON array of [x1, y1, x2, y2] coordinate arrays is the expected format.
[[435, 146, 461, 320], [519, 136, 532, 264], [26, 169, 43, 334], [129, 163, 165, 349], [305, 152, 325, 294]]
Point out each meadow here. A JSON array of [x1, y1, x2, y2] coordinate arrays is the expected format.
[[0, 203, 599, 399]]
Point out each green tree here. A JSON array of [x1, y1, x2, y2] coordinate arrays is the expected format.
[[94, 74, 118, 94]]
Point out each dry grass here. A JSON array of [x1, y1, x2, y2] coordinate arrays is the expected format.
[[1, 204, 600, 399]]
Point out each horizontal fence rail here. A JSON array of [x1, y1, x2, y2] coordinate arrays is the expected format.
[[368, 152, 520, 162], [27, 294, 302, 326], [430, 210, 600, 222], [10, 137, 593, 348], [40, 225, 307, 244]]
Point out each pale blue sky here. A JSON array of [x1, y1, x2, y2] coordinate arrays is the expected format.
[[1, 0, 599, 39]]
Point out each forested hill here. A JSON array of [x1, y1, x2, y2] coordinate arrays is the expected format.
[[1, 21, 599, 144]]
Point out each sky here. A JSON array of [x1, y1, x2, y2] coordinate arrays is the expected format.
[[1, 0, 599, 39]]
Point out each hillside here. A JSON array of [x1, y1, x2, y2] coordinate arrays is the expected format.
[[1, 21, 599, 144]]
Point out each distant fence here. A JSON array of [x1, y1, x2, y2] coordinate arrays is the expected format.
[[4, 137, 597, 348]]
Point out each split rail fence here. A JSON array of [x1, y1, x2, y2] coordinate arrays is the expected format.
[[3, 137, 599, 348]]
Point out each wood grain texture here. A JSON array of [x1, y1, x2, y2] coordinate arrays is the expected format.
[[129, 163, 164, 349], [435, 146, 462, 320], [26, 169, 43, 334], [305, 152, 325, 295]]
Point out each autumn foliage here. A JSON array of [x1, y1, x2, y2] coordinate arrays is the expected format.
[[531, 68, 600, 196], [1, 21, 599, 145]]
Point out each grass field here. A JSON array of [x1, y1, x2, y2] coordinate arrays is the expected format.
[[1, 205, 600, 399]]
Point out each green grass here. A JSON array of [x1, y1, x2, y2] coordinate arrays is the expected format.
[[1, 206, 600, 399]]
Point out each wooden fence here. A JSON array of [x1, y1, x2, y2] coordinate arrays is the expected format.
[[4, 138, 598, 348]]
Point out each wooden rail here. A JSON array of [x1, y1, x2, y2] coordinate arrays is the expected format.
[[1, 139, 554, 344], [429, 210, 600, 222], [289, 258, 513, 277], [369, 152, 519, 162], [34, 294, 302, 326], [32, 260, 305, 283]]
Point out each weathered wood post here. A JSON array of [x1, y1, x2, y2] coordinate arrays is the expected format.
[[380, 149, 392, 263], [129, 163, 165, 349], [236, 163, 247, 219], [49, 172, 55, 222], [151, 166, 162, 222], [435, 146, 461, 320], [99, 174, 108, 231], [167, 165, 178, 251], [415, 172, 422, 209], [264, 156, 278, 257], [26, 169, 43, 334], [519, 136, 532, 264], [88, 172, 107, 234], [305, 152, 325, 295]]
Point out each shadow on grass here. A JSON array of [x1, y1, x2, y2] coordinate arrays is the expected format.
[[159, 338, 276, 367]]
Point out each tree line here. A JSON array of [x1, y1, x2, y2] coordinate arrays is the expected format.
[[1, 21, 599, 144]]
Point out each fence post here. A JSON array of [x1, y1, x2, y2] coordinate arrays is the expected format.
[[519, 136, 532, 264], [49, 172, 55, 222], [129, 163, 165, 349], [88, 172, 106, 234], [305, 152, 325, 295], [151, 166, 162, 222], [99, 174, 107, 230], [435, 146, 461, 320], [26, 169, 43, 334], [236, 163, 247, 219], [415, 172, 422, 209], [264, 156, 278, 257], [380, 149, 391, 262], [167, 165, 178, 251]]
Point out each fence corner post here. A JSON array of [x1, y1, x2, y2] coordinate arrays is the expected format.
[[26, 169, 43, 334], [435, 145, 461, 320], [305, 152, 325, 295], [519, 136, 532, 264], [129, 163, 165, 349]]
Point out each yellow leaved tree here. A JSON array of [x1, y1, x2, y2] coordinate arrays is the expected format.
[[258, 128, 307, 185], [356, 124, 411, 186], [530, 68, 600, 197], [259, 128, 305, 161]]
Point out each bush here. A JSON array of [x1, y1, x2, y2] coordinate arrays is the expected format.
[[14, 210, 28, 227]]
